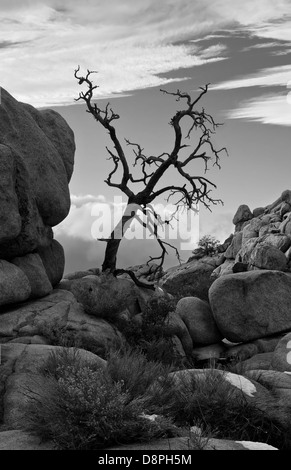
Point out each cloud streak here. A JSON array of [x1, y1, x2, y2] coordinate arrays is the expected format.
[[226, 93, 291, 126], [1, 0, 291, 107], [213, 64, 291, 90], [0, 1, 227, 107]]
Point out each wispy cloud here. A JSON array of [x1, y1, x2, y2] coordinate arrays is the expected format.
[[241, 41, 285, 53], [249, 18, 291, 42], [226, 93, 291, 126], [0, 1, 228, 107], [1, 0, 291, 107], [213, 64, 291, 90]]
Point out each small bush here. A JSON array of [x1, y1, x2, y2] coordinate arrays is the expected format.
[[38, 318, 79, 348], [143, 369, 291, 449], [25, 348, 176, 450], [116, 296, 180, 365], [196, 235, 220, 257], [106, 344, 173, 399], [39, 347, 101, 379]]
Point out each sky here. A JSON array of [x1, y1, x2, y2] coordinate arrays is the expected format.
[[1, 0, 291, 274]]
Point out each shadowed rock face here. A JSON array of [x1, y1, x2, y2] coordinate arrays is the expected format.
[[209, 270, 291, 342], [0, 87, 75, 259], [160, 257, 218, 301], [0, 88, 75, 304]]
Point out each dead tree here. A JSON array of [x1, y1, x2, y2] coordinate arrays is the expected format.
[[74, 67, 227, 287]]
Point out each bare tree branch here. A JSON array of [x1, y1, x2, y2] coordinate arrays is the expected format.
[[75, 67, 227, 285]]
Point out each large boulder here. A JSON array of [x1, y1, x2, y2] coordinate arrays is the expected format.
[[0, 88, 74, 259], [253, 207, 265, 218], [233, 204, 253, 228], [0, 289, 121, 357], [248, 244, 287, 271], [0, 88, 75, 305], [160, 258, 218, 301], [259, 233, 291, 252], [235, 238, 260, 264], [37, 240, 65, 287], [11, 253, 52, 298], [224, 231, 243, 259], [0, 145, 22, 243], [176, 297, 222, 345], [0, 88, 74, 228], [163, 311, 193, 356], [65, 273, 137, 320], [242, 218, 265, 242], [209, 270, 291, 342], [245, 370, 291, 402], [280, 213, 291, 237], [0, 260, 31, 307]]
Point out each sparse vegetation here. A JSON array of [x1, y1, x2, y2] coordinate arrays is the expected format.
[[38, 319, 78, 348], [106, 344, 173, 399], [196, 235, 220, 256], [116, 296, 182, 365], [23, 346, 291, 450], [143, 368, 291, 449], [25, 348, 177, 450]]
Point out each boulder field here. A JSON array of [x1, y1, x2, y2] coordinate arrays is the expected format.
[[1, 88, 291, 450]]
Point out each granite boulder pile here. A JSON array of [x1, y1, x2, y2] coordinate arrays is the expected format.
[[0, 88, 75, 306]]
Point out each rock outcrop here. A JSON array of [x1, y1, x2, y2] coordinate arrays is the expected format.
[[209, 270, 291, 342], [160, 256, 219, 301], [0, 88, 75, 305], [213, 190, 291, 279], [0, 289, 121, 357]]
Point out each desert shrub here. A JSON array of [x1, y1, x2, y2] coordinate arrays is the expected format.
[[39, 347, 101, 379], [143, 369, 291, 449], [106, 344, 173, 399], [116, 296, 180, 365], [196, 235, 220, 257], [142, 297, 177, 338], [25, 348, 176, 450], [38, 318, 79, 348]]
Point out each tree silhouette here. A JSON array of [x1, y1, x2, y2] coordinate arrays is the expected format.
[[74, 67, 227, 288]]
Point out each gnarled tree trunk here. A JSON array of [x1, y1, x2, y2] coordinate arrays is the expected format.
[[101, 201, 137, 272]]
